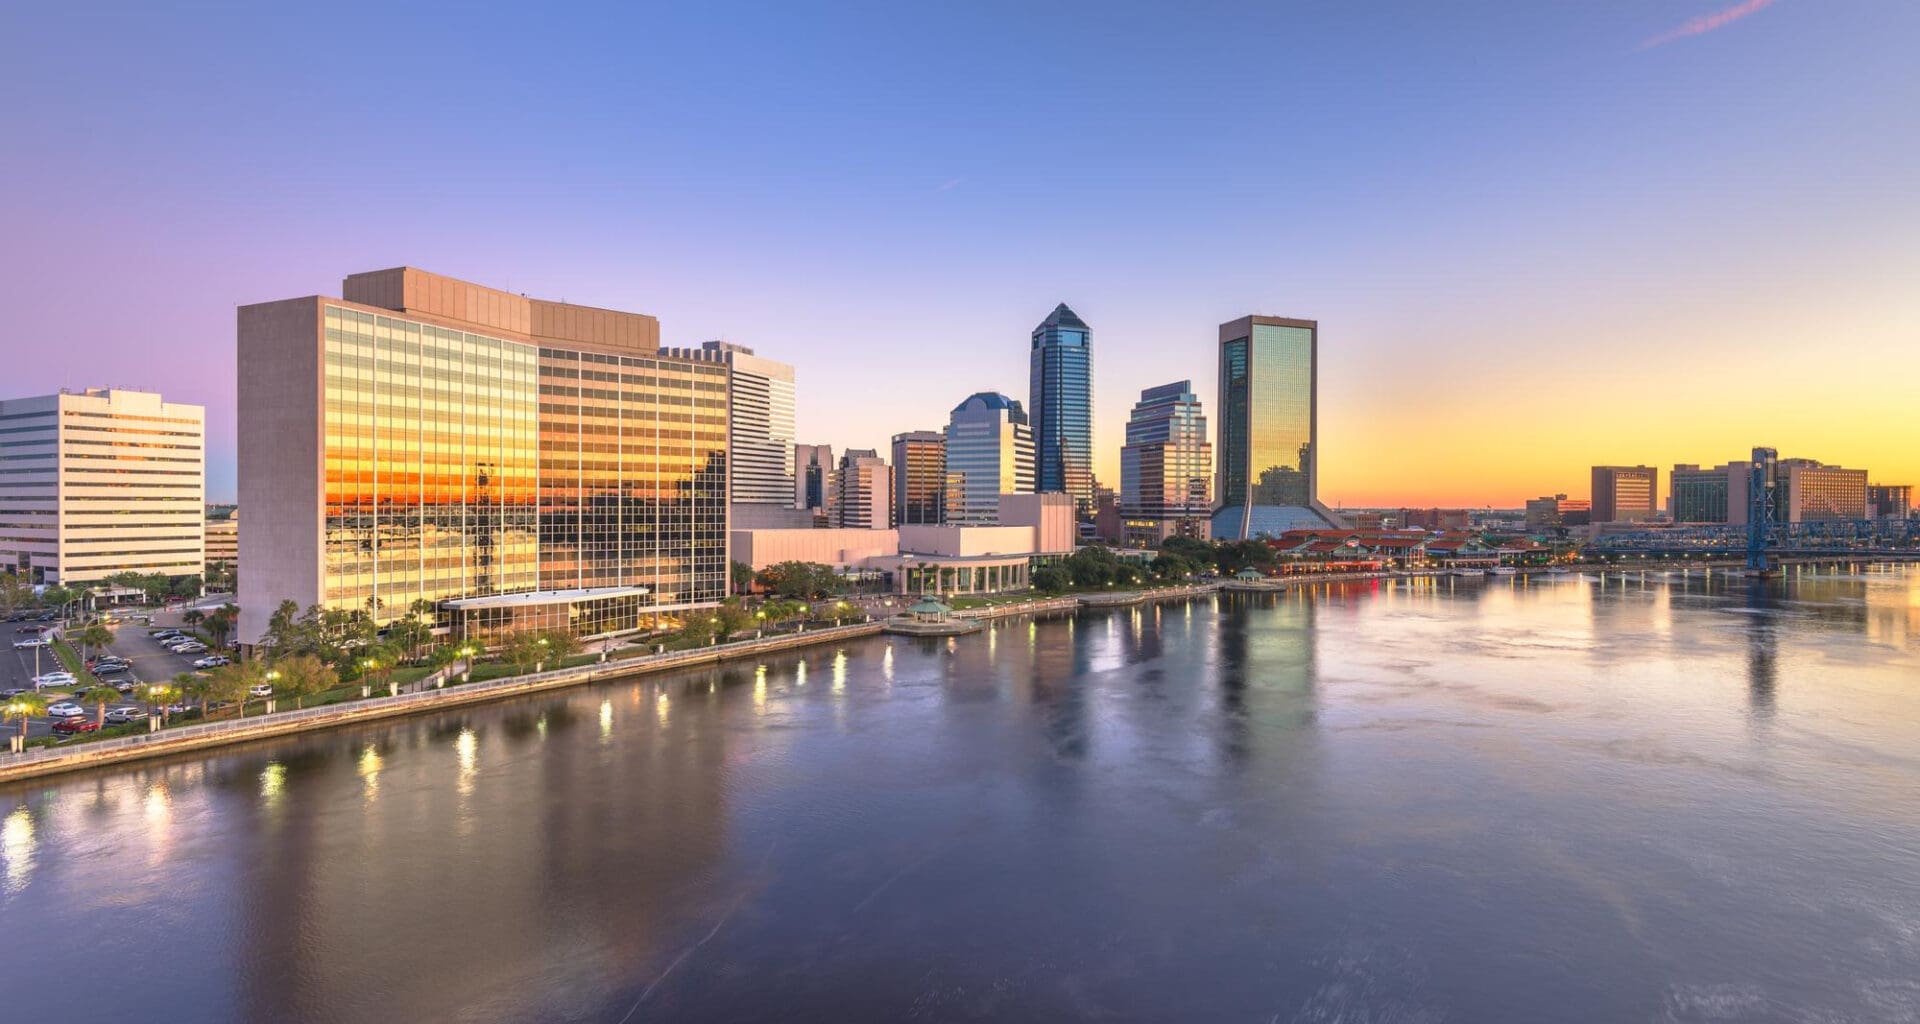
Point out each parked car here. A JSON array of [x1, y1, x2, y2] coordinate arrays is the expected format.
[[0, 687, 26, 698], [247, 684, 273, 698], [52, 717, 100, 735], [172, 647, 209, 657], [46, 702, 85, 718], [34, 672, 77, 689], [113, 681, 138, 694], [192, 656, 230, 669], [15, 625, 48, 634], [149, 629, 182, 638], [13, 637, 49, 649], [93, 662, 130, 675], [104, 707, 149, 724]]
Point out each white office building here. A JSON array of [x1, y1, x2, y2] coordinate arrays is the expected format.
[[0, 388, 205, 585]]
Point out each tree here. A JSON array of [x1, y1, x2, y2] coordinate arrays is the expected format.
[[386, 614, 433, 664], [182, 609, 206, 634], [714, 599, 754, 640], [172, 672, 209, 718], [271, 654, 338, 709], [73, 623, 113, 663], [1150, 553, 1193, 581], [4, 691, 47, 744], [500, 632, 549, 675], [204, 662, 264, 719], [170, 575, 202, 599], [1066, 546, 1120, 588], [758, 599, 807, 625], [1032, 565, 1072, 593], [41, 586, 76, 621], [730, 559, 756, 595], [82, 685, 121, 728], [754, 561, 838, 600], [203, 604, 239, 650], [136, 681, 176, 723], [0, 573, 31, 620]]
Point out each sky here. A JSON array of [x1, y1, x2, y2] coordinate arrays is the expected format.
[[2, 0, 1916, 507]]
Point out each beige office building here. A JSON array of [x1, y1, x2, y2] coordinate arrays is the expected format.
[[833, 449, 892, 529], [0, 388, 205, 585], [237, 268, 729, 649], [204, 506, 239, 563]]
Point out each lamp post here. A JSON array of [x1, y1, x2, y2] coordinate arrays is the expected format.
[[361, 659, 378, 698], [264, 669, 281, 714], [536, 636, 548, 673]]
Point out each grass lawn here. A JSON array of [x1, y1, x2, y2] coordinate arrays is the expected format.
[[51, 639, 85, 676]]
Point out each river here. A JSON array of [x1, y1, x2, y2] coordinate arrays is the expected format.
[[4, 567, 1918, 1022]]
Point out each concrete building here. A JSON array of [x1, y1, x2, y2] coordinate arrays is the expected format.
[[1868, 484, 1912, 521], [1399, 508, 1472, 532], [833, 449, 892, 530], [1029, 303, 1094, 514], [890, 430, 945, 527], [0, 388, 205, 585], [204, 506, 239, 564], [1777, 459, 1867, 522], [1212, 316, 1341, 539], [732, 492, 1075, 597], [794, 443, 834, 518], [238, 267, 729, 649], [1591, 465, 1658, 524], [944, 392, 1034, 525], [660, 340, 799, 523], [1119, 380, 1211, 545]]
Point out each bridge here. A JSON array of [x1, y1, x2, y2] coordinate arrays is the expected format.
[[1587, 448, 1920, 570]]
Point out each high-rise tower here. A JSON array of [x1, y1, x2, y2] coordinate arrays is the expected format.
[[1212, 315, 1341, 539], [1029, 303, 1093, 514]]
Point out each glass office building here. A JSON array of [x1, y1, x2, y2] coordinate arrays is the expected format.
[[1670, 464, 1734, 524], [943, 392, 1034, 526], [1029, 304, 1094, 513], [890, 430, 945, 526], [1212, 316, 1339, 539], [240, 268, 728, 650], [1119, 381, 1211, 542]]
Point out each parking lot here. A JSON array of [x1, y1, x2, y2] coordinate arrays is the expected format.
[[4, 605, 229, 744]]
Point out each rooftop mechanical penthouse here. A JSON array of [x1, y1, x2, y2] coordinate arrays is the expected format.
[[236, 268, 729, 651]]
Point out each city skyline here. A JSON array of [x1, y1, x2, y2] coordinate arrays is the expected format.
[[5, 2, 1918, 506]]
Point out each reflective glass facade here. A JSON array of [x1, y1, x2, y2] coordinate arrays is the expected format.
[[536, 349, 730, 602], [1216, 317, 1327, 537], [1120, 381, 1212, 521], [943, 393, 1034, 526], [324, 306, 539, 616], [317, 302, 727, 626], [890, 431, 945, 526], [1029, 304, 1093, 511]]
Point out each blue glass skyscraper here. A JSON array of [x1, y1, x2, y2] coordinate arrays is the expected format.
[[1029, 303, 1094, 514]]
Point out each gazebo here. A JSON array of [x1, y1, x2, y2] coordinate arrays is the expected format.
[[1234, 567, 1266, 582], [906, 597, 955, 624]]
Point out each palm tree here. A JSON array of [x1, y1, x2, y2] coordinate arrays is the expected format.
[[203, 604, 239, 650], [136, 681, 175, 724], [182, 609, 205, 635], [173, 672, 208, 719], [4, 691, 47, 746], [74, 623, 113, 664], [83, 685, 120, 728]]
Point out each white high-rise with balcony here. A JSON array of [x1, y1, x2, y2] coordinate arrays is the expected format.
[[0, 388, 205, 585]]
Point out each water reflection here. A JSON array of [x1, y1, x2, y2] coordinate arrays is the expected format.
[[0, 568, 1916, 1023], [2, 804, 34, 894]]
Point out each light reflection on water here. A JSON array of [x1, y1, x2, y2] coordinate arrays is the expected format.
[[0, 566, 1917, 1023]]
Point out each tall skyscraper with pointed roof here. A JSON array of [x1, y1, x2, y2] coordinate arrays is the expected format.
[[1029, 303, 1094, 514]]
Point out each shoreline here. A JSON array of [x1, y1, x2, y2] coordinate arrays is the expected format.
[[5, 560, 1911, 784]]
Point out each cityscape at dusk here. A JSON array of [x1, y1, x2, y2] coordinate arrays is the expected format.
[[4, 3, 1919, 1022]]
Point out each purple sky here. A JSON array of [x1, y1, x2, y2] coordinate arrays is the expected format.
[[3, 1, 1916, 506]]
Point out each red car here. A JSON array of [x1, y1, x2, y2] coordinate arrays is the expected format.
[[52, 718, 100, 735]]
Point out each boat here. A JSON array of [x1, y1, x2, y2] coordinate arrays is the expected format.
[[1489, 566, 1518, 576], [1449, 568, 1487, 578], [1546, 567, 1570, 575]]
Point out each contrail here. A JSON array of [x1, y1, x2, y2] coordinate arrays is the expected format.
[[1639, 0, 1780, 50]]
